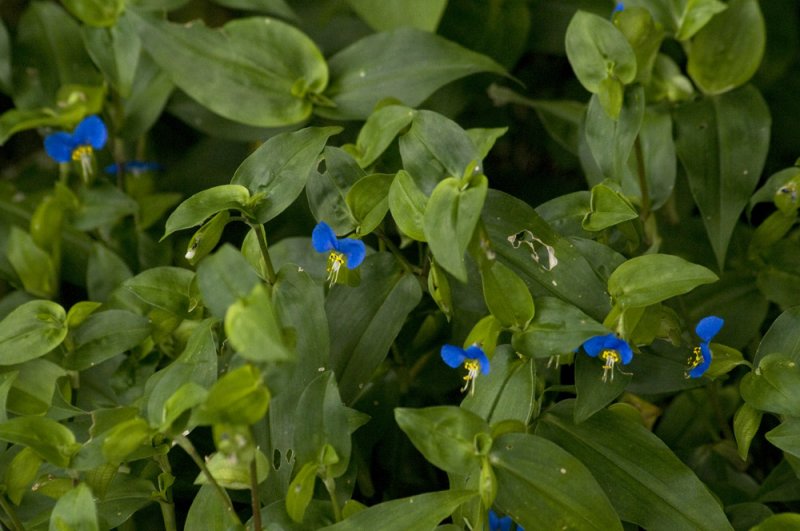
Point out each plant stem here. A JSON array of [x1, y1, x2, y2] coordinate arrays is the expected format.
[[249, 433, 263, 531], [322, 475, 343, 522], [174, 435, 239, 522], [375, 230, 420, 275], [251, 223, 277, 284], [155, 455, 178, 531], [0, 494, 24, 531], [708, 381, 735, 441]]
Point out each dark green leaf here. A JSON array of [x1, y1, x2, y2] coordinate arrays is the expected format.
[[3, 359, 65, 416], [196, 244, 261, 320], [574, 353, 631, 423], [73, 184, 139, 231], [512, 297, 607, 358], [537, 401, 733, 531], [6, 226, 56, 298], [480, 260, 534, 329], [388, 169, 428, 241], [582, 182, 639, 232], [346, 0, 447, 32], [346, 173, 393, 236], [320, 28, 506, 120], [82, 12, 141, 96], [754, 306, 800, 366], [87, 243, 132, 303], [766, 419, 800, 460], [353, 105, 415, 168], [0, 300, 67, 365], [49, 483, 99, 531], [184, 484, 242, 531], [124, 267, 197, 317], [491, 432, 622, 531], [674, 84, 770, 269], [163, 184, 250, 239], [66, 310, 151, 370], [306, 147, 362, 235], [741, 354, 800, 417], [734, 402, 762, 460]]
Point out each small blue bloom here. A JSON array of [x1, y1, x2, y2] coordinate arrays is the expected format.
[[441, 343, 490, 394], [489, 510, 524, 531], [311, 221, 366, 285], [582, 333, 633, 382], [687, 316, 724, 378], [612, 1, 624, 14], [104, 160, 163, 175], [44, 115, 108, 177]]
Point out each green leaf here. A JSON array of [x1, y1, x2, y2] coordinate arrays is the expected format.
[[184, 484, 241, 531], [388, 169, 428, 241], [537, 401, 733, 531], [0, 19, 10, 94], [6, 226, 56, 298], [327, 253, 422, 403], [225, 283, 293, 363], [512, 298, 607, 358], [741, 354, 800, 417], [194, 364, 270, 425], [49, 483, 99, 531], [346, 173, 393, 236], [66, 310, 151, 370], [607, 254, 718, 309], [102, 417, 153, 465], [87, 243, 132, 303], [674, 84, 770, 269], [286, 461, 318, 523], [0, 416, 79, 467], [196, 244, 261, 320], [637, 107, 677, 209], [754, 306, 800, 366], [352, 104, 415, 168], [399, 110, 481, 195], [582, 182, 639, 232], [565, 11, 636, 93], [733, 402, 762, 460], [196, 450, 269, 490], [62, 0, 124, 27], [82, 12, 141, 97], [480, 260, 534, 329], [3, 359, 66, 416], [163, 184, 251, 239], [72, 184, 139, 231], [766, 419, 800, 461], [752, 513, 800, 531], [320, 490, 477, 531], [461, 346, 536, 425], [129, 11, 327, 127], [574, 353, 631, 423], [346, 0, 447, 32], [306, 147, 362, 235], [424, 176, 488, 282], [124, 267, 197, 317], [293, 372, 360, 479], [320, 28, 507, 120], [231, 127, 341, 223], [184, 211, 231, 265], [395, 406, 489, 475], [491, 432, 622, 531], [687, 0, 765, 95], [0, 300, 67, 365], [675, 0, 728, 40], [7, 447, 42, 505]]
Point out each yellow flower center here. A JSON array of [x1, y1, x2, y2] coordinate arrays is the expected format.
[[326, 251, 346, 285], [600, 349, 620, 382], [687, 346, 703, 369], [71, 145, 94, 178], [461, 359, 481, 394]]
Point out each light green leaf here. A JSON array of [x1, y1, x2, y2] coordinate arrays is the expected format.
[[388, 169, 428, 241], [752, 513, 800, 531], [4, 359, 66, 416], [196, 244, 261, 320], [480, 260, 534, 329], [607, 254, 718, 309], [353, 105, 416, 168], [6, 226, 56, 298], [320, 490, 477, 531], [512, 297, 607, 358], [687, 0, 764, 95], [225, 283, 292, 363], [49, 483, 99, 531], [163, 184, 251, 239], [491, 432, 622, 531], [424, 176, 488, 282], [124, 267, 197, 317], [0, 300, 67, 365], [231, 126, 341, 223], [0, 416, 79, 467], [537, 401, 733, 531], [320, 28, 506, 120], [82, 12, 141, 97], [184, 484, 241, 531], [286, 461, 318, 523], [346, 173, 393, 236], [733, 402, 762, 460], [565, 11, 636, 93], [194, 364, 270, 426], [129, 12, 327, 127], [346, 0, 447, 32], [582, 182, 639, 232], [674, 85, 770, 269], [675, 0, 728, 40], [62, 0, 124, 27]]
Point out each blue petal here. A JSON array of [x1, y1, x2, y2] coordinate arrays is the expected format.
[[613, 2, 624, 13], [688, 342, 712, 378], [337, 238, 366, 269], [105, 160, 164, 174], [465, 345, 490, 374], [441, 344, 467, 368], [44, 132, 76, 162], [74, 115, 107, 149], [615, 337, 634, 365], [489, 511, 512, 531], [311, 221, 337, 253], [696, 316, 724, 342], [582, 334, 615, 358]]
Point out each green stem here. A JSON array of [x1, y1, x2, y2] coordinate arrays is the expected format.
[[322, 475, 343, 522], [249, 431, 263, 531], [0, 494, 24, 531], [155, 455, 178, 531], [708, 381, 735, 442], [251, 223, 277, 284], [375, 230, 421, 275], [174, 435, 239, 522]]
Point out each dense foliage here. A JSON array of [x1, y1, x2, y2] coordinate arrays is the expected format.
[[1, 0, 800, 529]]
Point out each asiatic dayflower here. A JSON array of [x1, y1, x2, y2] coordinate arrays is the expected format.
[[311, 221, 366, 286], [441, 343, 490, 395], [104, 161, 163, 175], [44, 115, 108, 178], [686, 316, 724, 379], [581, 333, 633, 382], [612, 1, 624, 15], [489, 510, 524, 531]]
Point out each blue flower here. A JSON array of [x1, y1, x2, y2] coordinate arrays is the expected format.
[[687, 316, 724, 378], [581, 333, 633, 382], [311, 221, 366, 285], [441, 343, 490, 394], [612, 1, 624, 14], [104, 161, 163, 175], [44, 115, 108, 176], [489, 510, 524, 531]]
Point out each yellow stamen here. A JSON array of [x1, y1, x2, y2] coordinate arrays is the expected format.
[[461, 359, 480, 394], [600, 349, 620, 382], [687, 346, 703, 369], [326, 251, 346, 285], [72, 145, 94, 178]]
